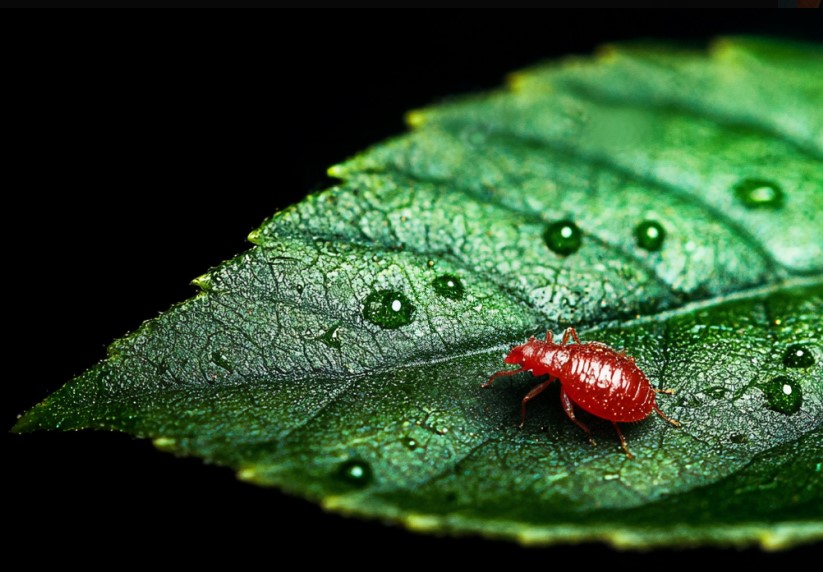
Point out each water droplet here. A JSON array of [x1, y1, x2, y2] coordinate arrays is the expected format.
[[402, 438, 418, 451], [730, 433, 749, 444], [733, 178, 784, 209], [336, 460, 373, 487], [543, 220, 581, 256], [362, 289, 415, 329], [634, 220, 666, 252], [762, 375, 802, 415], [783, 344, 815, 368], [432, 274, 465, 300], [211, 351, 234, 372], [317, 323, 342, 349]]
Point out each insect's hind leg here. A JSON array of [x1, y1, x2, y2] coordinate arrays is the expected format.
[[652, 388, 681, 427], [653, 404, 681, 427], [560, 388, 596, 446], [519, 377, 556, 428], [611, 422, 635, 459]]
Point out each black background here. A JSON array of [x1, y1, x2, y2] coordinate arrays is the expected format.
[[5, 15, 821, 565]]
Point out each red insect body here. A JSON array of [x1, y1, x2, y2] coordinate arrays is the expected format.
[[483, 327, 679, 458]]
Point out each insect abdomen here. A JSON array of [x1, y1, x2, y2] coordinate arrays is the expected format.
[[560, 345, 654, 422]]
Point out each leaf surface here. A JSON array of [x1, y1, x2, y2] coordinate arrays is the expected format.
[[16, 37, 823, 549]]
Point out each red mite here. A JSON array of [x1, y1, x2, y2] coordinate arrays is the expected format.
[[484, 327, 680, 458]]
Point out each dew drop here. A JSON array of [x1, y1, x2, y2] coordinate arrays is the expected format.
[[733, 178, 784, 209], [362, 289, 415, 329], [762, 375, 802, 415], [318, 323, 342, 349], [336, 460, 373, 487], [730, 433, 749, 444], [782, 344, 815, 368], [432, 274, 465, 300], [634, 220, 666, 252], [402, 437, 418, 451], [543, 220, 581, 256]]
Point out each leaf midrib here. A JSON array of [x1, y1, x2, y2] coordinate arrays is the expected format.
[[107, 275, 823, 400], [55, 277, 821, 453]]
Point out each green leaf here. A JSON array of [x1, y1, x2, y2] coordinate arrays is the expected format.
[[15, 37, 823, 549]]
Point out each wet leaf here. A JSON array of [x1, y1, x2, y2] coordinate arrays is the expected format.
[[15, 37, 823, 549]]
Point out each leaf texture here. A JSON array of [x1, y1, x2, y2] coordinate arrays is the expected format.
[[16, 37, 823, 549]]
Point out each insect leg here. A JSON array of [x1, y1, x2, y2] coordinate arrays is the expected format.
[[519, 377, 556, 428], [482, 367, 526, 388], [545, 330, 554, 343], [561, 327, 582, 345], [653, 404, 681, 427], [560, 388, 596, 445], [611, 422, 635, 459]]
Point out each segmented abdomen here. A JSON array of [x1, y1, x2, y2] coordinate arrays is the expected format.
[[559, 345, 654, 422]]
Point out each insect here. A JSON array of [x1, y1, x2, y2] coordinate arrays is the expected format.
[[483, 327, 680, 458]]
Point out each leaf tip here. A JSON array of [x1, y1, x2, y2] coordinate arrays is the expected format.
[[236, 466, 260, 483], [152, 437, 177, 451], [505, 71, 529, 92], [756, 523, 823, 552], [326, 164, 345, 179], [594, 43, 619, 62], [403, 513, 442, 533], [404, 109, 427, 129], [191, 273, 212, 291], [246, 228, 262, 245], [11, 405, 45, 434]]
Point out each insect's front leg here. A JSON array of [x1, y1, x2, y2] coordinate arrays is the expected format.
[[482, 367, 525, 388], [518, 377, 556, 428]]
